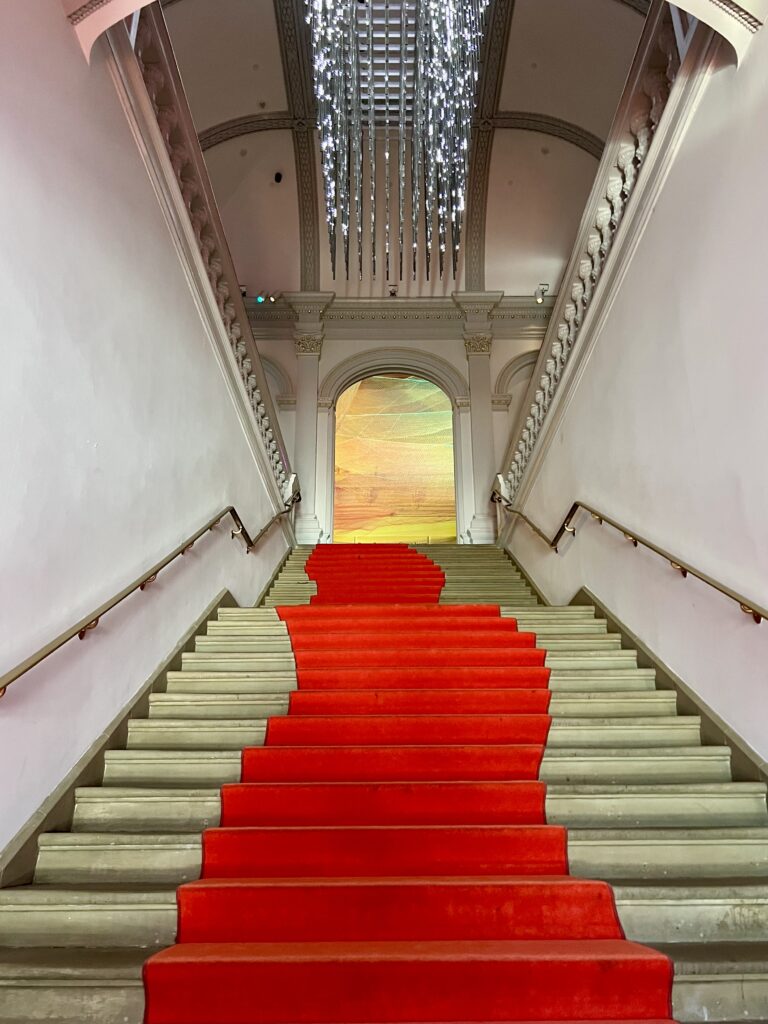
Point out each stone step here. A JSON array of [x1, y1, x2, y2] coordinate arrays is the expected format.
[[101, 745, 731, 788], [147, 694, 289, 719], [547, 716, 701, 747], [35, 828, 768, 888], [68, 781, 765, 833], [548, 668, 657, 691], [205, 620, 610, 637], [545, 650, 637, 669], [126, 718, 266, 750], [130, 713, 697, 749], [191, 636, 622, 654], [661, 942, 768, 1022], [165, 672, 297, 694], [3, 882, 768, 952], [144, 691, 677, 719], [103, 749, 242, 787], [4, 943, 764, 1024], [539, 746, 732, 783], [569, 828, 768, 879]]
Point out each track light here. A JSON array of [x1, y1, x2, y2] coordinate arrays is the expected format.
[[534, 283, 549, 305], [255, 291, 281, 305]]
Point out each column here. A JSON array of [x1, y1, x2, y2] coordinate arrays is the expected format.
[[284, 292, 334, 544], [453, 291, 503, 544], [464, 334, 496, 542]]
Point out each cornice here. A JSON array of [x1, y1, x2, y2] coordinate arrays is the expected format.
[[247, 295, 553, 343]]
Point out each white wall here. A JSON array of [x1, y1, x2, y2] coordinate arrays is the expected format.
[[506, 35, 768, 760], [0, 1, 289, 850]]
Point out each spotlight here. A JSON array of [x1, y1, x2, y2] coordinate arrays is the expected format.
[[256, 293, 266, 304], [534, 283, 549, 305]]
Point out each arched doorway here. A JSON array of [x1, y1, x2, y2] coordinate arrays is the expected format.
[[333, 373, 457, 543]]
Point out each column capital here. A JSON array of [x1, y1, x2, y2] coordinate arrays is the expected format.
[[464, 333, 493, 355], [294, 333, 324, 356]]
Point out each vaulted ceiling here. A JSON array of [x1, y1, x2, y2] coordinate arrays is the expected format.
[[163, 0, 647, 299]]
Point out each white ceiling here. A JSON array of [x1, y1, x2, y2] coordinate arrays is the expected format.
[[164, 0, 288, 132], [499, 0, 644, 136], [165, 0, 645, 298]]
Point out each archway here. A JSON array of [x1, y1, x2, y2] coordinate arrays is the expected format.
[[333, 373, 457, 543]]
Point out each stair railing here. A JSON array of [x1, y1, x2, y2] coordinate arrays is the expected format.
[[502, 0, 693, 500], [118, 5, 291, 494], [491, 493, 767, 625], [0, 500, 297, 700]]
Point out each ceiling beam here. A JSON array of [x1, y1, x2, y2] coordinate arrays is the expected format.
[[199, 110, 603, 163], [464, 0, 516, 292], [272, 0, 320, 291]]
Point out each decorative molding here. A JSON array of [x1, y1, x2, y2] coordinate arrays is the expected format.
[[103, 17, 293, 518], [319, 347, 470, 409], [247, 294, 553, 344], [200, 111, 604, 163], [199, 113, 295, 151], [464, 334, 493, 355], [127, 10, 291, 499], [294, 334, 323, 355], [492, 393, 514, 410], [277, 396, 297, 409], [503, 3, 716, 506], [495, 351, 539, 394], [492, 112, 604, 160]]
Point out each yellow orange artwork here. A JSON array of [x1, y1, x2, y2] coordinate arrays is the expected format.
[[333, 374, 457, 543]]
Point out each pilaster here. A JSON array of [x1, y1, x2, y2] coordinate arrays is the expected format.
[[284, 292, 334, 542], [453, 292, 503, 543]]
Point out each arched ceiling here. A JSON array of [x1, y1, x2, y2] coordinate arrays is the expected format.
[[163, 0, 646, 299]]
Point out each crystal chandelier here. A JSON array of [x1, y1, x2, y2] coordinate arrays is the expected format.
[[305, 0, 490, 281]]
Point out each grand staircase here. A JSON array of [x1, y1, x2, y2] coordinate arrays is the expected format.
[[1, 544, 767, 1022]]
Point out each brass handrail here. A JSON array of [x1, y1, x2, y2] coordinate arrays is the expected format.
[[495, 498, 767, 625], [0, 504, 292, 699]]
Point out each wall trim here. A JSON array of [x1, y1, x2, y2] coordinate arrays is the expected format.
[[495, 350, 539, 394], [319, 348, 470, 409], [0, 588, 237, 888]]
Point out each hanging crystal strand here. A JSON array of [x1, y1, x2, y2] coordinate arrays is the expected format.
[[339, 1, 352, 280], [367, 0, 377, 279], [411, 0, 426, 280], [423, 1, 436, 280], [351, 3, 363, 281], [397, 0, 408, 282], [383, 1, 392, 281]]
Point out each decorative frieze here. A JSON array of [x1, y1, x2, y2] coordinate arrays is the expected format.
[[504, 2, 686, 502], [464, 334, 493, 355], [294, 334, 323, 356], [133, 9, 291, 495]]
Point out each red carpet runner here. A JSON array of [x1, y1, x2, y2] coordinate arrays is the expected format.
[[143, 547, 675, 1023]]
